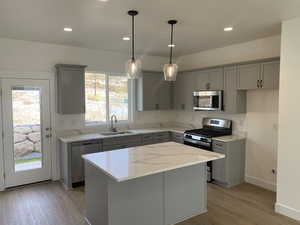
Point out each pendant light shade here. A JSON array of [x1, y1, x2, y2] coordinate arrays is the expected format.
[[163, 63, 178, 81], [126, 58, 142, 79], [164, 20, 178, 81], [126, 10, 141, 79]]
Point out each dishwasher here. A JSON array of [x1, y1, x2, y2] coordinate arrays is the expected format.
[[71, 140, 101, 186]]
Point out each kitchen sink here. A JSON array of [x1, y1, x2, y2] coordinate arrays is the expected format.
[[100, 131, 133, 136]]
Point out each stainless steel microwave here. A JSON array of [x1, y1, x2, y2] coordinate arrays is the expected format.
[[193, 90, 223, 111]]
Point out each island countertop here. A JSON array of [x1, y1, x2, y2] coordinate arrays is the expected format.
[[82, 142, 225, 182]]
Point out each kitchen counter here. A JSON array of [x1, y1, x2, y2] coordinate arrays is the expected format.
[[82, 141, 224, 182], [212, 135, 245, 142], [58, 127, 186, 143], [83, 142, 224, 225]]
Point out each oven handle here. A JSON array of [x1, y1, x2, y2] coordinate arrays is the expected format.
[[183, 138, 211, 147]]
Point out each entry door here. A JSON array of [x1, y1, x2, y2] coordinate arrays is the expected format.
[[2, 79, 52, 187]]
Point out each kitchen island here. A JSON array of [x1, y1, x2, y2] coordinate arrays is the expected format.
[[82, 142, 225, 225]]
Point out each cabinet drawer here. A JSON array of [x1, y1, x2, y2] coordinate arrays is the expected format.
[[142, 134, 154, 142], [171, 132, 183, 139], [213, 141, 226, 150], [103, 142, 140, 151], [103, 135, 142, 145], [153, 132, 170, 140]]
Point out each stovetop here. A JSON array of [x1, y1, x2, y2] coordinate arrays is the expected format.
[[184, 128, 232, 138], [184, 118, 232, 139]]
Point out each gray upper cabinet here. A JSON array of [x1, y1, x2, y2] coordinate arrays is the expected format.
[[173, 71, 194, 111], [56, 64, 87, 114], [261, 61, 280, 89], [194, 68, 224, 90], [136, 71, 172, 111], [237, 63, 261, 90], [208, 68, 224, 90], [224, 66, 246, 114], [237, 60, 279, 90]]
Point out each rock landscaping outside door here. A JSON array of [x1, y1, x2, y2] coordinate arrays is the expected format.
[[1, 79, 52, 188]]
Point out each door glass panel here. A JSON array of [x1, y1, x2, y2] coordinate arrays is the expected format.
[[109, 75, 128, 120], [12, 87, 42, 172]]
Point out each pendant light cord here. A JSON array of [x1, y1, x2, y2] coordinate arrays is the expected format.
[[169, 24, 174, 64], [132, 15, 135, 61]]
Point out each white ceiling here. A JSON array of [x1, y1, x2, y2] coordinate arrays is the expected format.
[[0, 0, 300, 56]]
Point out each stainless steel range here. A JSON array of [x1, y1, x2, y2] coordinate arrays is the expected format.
[[184, 118, 232, 182]]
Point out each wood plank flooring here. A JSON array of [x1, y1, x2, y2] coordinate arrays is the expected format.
[[0, 181, 299, 225]]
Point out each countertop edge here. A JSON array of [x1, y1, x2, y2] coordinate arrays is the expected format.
[[82, 152, 225, 182]]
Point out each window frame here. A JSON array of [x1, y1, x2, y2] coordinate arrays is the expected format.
[[85, 71, 133, 126]]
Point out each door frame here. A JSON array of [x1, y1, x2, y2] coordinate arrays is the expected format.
[[0, 71, 57, 190]]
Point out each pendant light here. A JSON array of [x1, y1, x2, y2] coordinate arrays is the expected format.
[[125, 10, 142, 79], [163, 20, 178, 81]]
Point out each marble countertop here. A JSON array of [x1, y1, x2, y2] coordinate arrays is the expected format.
[[212, 135, 245, 142], [82, 142, 225, 182], [58, 127, 186, 143]]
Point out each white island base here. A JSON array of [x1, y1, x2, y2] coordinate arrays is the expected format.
[[85, 161, 207, 225]]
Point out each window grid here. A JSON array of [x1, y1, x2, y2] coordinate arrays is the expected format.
[[85, 72, 130, 124]]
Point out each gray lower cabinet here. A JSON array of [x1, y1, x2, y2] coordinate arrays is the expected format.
[[171, 132, 184, 143], [224, 66, 246, 114], [141, 132, 170, 145], [56, 64, 87, 114], [102, 135, 142, 151], [212, 139, 245, 188], [60, 140, 102, 188], [136, 71, 172, 111]]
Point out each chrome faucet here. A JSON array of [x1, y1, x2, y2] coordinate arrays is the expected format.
[[110, 114, 118, 132]]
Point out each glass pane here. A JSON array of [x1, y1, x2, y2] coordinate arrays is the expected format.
[[109, 75, 128, 120], [13, 87, 42, 172], [85, 73, 107, 122]]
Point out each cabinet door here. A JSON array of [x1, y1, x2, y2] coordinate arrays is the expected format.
[[140, 72, 159, 110], [173, 72, 192, 110], [261, 61, 280, 89], [56, 64, 86, 114], [224, 66, 246, 114], [237, 63, 261, 90], [208, 69, 224, 90], [183, 72, 196, 111], [157, 76, 172, 110], [212, 147, 227, 183], [138, 72, 171, 110], [194, 71, 209, 90]]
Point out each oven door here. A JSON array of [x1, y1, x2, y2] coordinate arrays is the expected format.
[[193, 90, 223, 111]]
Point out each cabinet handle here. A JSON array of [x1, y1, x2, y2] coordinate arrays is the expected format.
[[257, 80, 259, 88], [260, 80, 263, 88], [155, 104, 159, 110], [181, 104, 185, 110]]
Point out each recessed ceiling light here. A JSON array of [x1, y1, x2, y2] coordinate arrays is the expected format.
[[64, 27, 72, 32], [122, 36, 130, 41], [224, 27, 233, 32], [168, 44, 175, 48]]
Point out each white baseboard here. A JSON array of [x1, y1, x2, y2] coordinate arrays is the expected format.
[[245, 175, 276, 192], [275, 202, 300, 222]]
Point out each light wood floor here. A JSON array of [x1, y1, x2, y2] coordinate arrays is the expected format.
[[0, 181, 299, 225]]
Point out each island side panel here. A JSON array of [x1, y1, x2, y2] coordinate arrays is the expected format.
[[164, 163, 207, 225], [108, 174, 164, 225], [85, 161, 109, 225]]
